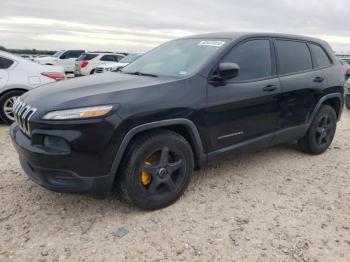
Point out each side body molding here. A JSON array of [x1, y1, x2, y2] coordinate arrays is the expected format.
[[109, 118, 208, 175]]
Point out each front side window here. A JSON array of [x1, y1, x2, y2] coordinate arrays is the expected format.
[[0, 57, 14, 69], [221, 39, 272, 81], [309, 43, 332, 68], [52, 51, 64, 57], [123, 38, 229, 77], [276, 40, 312, 75]]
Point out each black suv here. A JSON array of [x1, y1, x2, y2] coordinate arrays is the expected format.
[[10, 33, 344, 210]]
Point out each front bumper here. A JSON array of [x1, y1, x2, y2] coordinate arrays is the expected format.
[[10, 124, 116, 198]]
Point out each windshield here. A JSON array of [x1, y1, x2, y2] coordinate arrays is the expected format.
[[122, 39, 228, 77], [119, 54, 142, 63], [52, 51, 64, 57]]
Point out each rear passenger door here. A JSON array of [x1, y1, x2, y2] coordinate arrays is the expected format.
[[275, 39, 327, 131]]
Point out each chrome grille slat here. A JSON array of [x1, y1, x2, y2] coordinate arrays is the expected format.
[[13, 98, 37, 136]]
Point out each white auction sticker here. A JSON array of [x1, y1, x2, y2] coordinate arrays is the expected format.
[[198, 41, 226, 47]]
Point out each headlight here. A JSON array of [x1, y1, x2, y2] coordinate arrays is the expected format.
[[42, 105, 114, 120]]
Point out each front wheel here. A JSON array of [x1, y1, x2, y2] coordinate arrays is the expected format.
[[298, 105, 337, 155], [117, 130, 194, 210], [0, 90, 25, 124]]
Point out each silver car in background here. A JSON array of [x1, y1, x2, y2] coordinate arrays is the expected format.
[[0, 51, 65, 123]]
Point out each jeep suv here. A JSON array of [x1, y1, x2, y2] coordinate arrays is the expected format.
[[10, 33, 344, 210]]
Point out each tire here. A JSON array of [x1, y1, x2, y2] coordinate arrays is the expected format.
[[298, 105, 337, 155], [0, 90, 25, 124], [345, 95, 350, 109], [90, 69, 95, 75], [117, 130, 194, 210]]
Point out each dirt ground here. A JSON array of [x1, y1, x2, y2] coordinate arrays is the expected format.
[[0, 111, 349, 262]]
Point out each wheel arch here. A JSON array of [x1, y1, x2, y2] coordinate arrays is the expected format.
[[308, 93, 343, 124], [110, 119, 207, 177], [0, 86, 28, 98]]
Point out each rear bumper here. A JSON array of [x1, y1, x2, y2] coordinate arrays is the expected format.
[[10, 124, 116, 198]]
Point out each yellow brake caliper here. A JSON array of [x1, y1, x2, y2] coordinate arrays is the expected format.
[[141, 161, 152, 186]]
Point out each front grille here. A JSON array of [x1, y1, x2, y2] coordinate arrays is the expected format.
[[95, 67, 105, 73], [13, 98, 37, 136]]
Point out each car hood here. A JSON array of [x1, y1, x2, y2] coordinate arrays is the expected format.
[[22, 72, 178, 114]]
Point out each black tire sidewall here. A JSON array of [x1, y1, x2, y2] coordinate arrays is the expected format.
[[122, 132, 194, 210], [345, 95, 350, 109], [306, 105, 337, 154], [0, 90, 25, 124]]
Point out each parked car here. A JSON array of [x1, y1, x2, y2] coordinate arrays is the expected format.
[[344, 77, 350, 108], [20, 54, 35, 61], [0, 51, 65, 123], [74, 53, 125, 76], [10, 33, 344, 210], [94, 53, 142, 73], [33, 50, 86, 73], [339, 59, 350, 77]]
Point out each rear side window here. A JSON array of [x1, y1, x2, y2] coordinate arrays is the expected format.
[[276, 40, 312, 75], [63, 50, 84, 59], [222, 39, 272, 81], [113, 55, 123, 62], [0, 57, 14, 69], [101, 55, 116, 62], [309, 43, 332, 68], [77, 54, 98, 61]]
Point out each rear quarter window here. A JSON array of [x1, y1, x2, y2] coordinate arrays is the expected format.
[[77, 54, 98, 61], [309, 43, 332, 68], [276, 40, 312, 75], [0, 57, 14, 69]]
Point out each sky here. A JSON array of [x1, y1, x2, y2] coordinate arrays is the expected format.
[[1, 0, 350, 53]]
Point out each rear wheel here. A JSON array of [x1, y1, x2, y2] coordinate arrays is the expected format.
[[117, 130, 194, 210], [0, 90, 25, 124], [345, 95, 350, 109], [298, 105, 337, 155]]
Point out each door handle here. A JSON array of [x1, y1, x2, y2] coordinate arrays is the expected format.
[[314, 76, 324, 83], [263, 85, 278, 92]]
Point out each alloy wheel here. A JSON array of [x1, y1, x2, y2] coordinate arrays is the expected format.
[[3, 96, 18, 121], [315, 114, 334, 146], [139, 146, 185, 196]]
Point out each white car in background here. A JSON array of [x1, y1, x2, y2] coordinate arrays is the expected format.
[[0, 51, 65, 123], [33, 50, 86, 73], [74, 52, 125, 76], [94, 53, 143, 74]]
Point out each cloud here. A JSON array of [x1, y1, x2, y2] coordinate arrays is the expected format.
[[0, 0, 349, 52]]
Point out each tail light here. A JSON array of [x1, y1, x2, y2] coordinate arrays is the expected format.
[[41, 72, 66, 81], [81, 60, 89, 68]]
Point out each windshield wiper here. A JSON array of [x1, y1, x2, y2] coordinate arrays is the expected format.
[[125, 71, 158, 78]]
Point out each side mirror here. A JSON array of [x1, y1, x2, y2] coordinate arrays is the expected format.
[[213, 63, 240, 82], [59, 54, 67, 59]]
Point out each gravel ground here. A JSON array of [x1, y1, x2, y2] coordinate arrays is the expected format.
[[0, 111, 350, 262]]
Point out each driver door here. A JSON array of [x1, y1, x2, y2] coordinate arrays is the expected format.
[[205, 38, 282, 153]]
